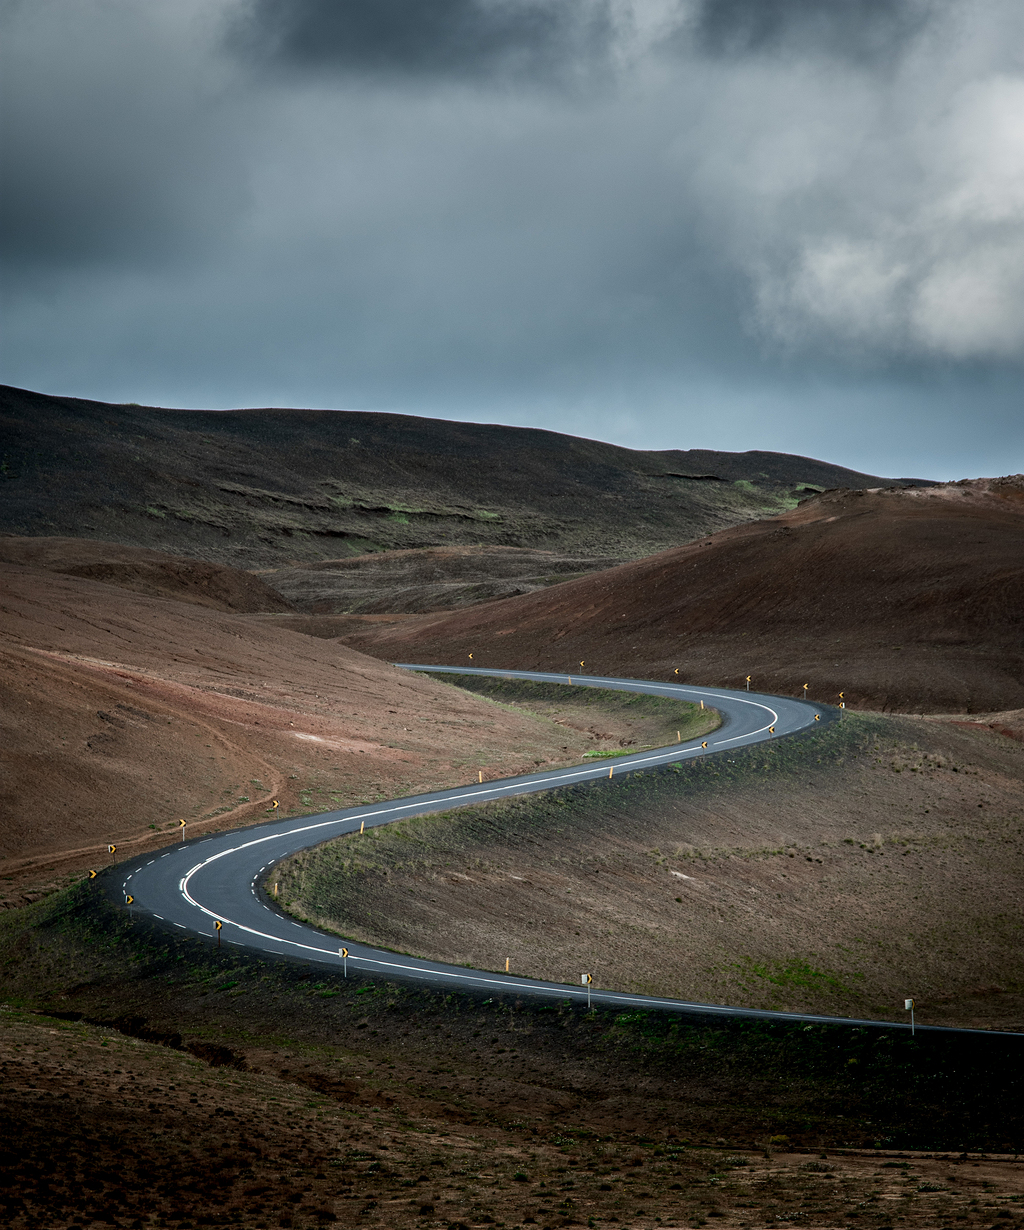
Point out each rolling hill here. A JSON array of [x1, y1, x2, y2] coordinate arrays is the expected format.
[[1, 384, 926, 574], [335, 478, 1024, 713]]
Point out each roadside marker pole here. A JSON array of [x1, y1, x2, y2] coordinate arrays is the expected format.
[[215, 920, 223, 948], [608, 766, 613, 779], [905, 998, 915, 1036], [360, 820, 365, 834], [802, 684, 809, 700], [505, 958, 510, 973], [478, 771, 483, 784], [676, 731, 681, 742], [341, 947, 348, 978], [582, 973, 593, 1010], [700, 700, 704, 709], [839, 691, 845, 711], [273, 882, 278, 898], [745, 675, 751, 691]]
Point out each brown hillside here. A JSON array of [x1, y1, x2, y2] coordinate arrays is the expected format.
[[339, 478, 1024, 713], [0, 566, 611, 892], [0, 536, 291, 613]]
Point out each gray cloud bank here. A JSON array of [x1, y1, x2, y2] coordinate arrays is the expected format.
[[1, 0, 1022, 478]]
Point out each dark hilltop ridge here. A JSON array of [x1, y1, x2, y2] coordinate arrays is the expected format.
[[0, 384, 928, 572]]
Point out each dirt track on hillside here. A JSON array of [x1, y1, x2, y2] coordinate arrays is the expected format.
[[336, 480, 1024, 714]]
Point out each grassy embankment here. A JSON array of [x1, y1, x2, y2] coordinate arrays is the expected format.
[[428, 673, 722, 756]]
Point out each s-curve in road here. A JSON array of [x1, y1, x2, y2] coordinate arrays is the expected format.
[[108, 667, 1010, 1037]]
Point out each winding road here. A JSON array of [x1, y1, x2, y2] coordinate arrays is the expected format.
[[108, 666, 995, 1036]]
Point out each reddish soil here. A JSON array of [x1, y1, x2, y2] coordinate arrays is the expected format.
[[337, 479, 1024, 714], [0, 565, 612, 899], [0, 535, 292, 613]]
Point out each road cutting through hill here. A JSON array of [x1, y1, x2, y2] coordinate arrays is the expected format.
[[105, 666, 1014, 1036]]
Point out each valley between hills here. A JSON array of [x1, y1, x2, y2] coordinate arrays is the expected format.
[[1, 387, 1023, 1229]]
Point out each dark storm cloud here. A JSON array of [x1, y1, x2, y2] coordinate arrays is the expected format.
[[692, 0, 932, 63], [1, 0, 1022, 481], [235, 0, 615, 82], [0, 3, 246, 271]]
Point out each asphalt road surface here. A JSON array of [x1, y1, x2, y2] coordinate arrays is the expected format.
[[108, 666, 1002, 1035]]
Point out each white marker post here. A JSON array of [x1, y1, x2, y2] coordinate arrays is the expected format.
[[341, 947, 348, 978], [905, 997, 915, 1036], [582, 972, 593, 1010], [745, 675, 751, 691]]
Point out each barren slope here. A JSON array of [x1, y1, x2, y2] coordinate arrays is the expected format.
[[0, 566, 619, 894], [338, 479, 1024, 713]]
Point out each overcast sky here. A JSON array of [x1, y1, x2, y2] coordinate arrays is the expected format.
[[3, 0, 1023, 479]]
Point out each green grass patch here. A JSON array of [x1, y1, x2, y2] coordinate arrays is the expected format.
[[732, 958, 863, 998], [434, 674, 721, 745]]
